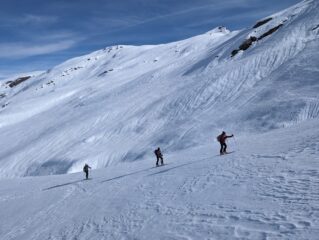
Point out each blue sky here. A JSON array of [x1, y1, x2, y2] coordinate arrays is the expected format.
[[0, 0, 300, 79]]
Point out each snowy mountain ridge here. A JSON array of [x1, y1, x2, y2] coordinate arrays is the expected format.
[[0, 0, 318, 178], [1, 1, 319, 239]]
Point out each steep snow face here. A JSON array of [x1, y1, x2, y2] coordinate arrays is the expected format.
[[0, 0, 318, 178]]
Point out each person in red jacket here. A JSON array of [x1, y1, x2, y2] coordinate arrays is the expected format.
[[217, 131, 234, 155]]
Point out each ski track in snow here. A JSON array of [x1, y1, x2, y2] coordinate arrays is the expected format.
[[1, 120, 319, 239], [0, 1, 319, 239], [0, 0, 318, 178]]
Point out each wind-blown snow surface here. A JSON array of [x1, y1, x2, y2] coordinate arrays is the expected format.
[[0, 0, 318, 178], [1, 120, 319, 239], [0, 0, 319, 238]]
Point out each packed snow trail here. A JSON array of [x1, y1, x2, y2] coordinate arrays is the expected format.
[[0, 1, 319, 239], [1, 120, 319, 240]]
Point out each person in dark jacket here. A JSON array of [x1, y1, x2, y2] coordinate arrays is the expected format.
[[217, 131, 234, 155], [83, 164, 91, 179], [154, 147, 164, 166]]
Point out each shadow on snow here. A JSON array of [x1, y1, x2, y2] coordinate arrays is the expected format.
[[43, 179, 86, 191], [43, 155, 217, 190]]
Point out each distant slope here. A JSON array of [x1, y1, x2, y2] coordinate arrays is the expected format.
[[0, 0, 318, 178]]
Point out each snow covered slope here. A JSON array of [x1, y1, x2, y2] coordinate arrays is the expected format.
[[0, 0, 318, 178], [0, 1, 319, 239], [1, 119, 319, 239]]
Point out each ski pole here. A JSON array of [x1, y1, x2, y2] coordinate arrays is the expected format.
[[232, 136, 238, 151]]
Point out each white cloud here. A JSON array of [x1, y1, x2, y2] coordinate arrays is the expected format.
[[36, 31, 83, 41], [0, 14, 58, 28], [0, 40, 77, 59], [91, 16, 143, 29], [92, 0, 257, 32], [22, 14, 58, 25]]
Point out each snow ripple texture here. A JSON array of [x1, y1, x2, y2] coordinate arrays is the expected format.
[[0, 1, 319, 239], [0, 0, 318, 177]]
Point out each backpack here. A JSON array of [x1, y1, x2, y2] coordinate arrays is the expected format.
[[217, 135, 222, 142]]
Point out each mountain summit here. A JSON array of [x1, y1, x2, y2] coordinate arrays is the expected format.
[[1, 1, 319, 239]]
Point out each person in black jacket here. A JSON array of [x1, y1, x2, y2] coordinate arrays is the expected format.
[[154, 147, 164, 166], [83, 164, 91, 179]]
